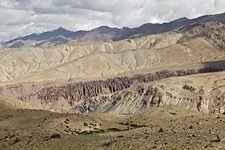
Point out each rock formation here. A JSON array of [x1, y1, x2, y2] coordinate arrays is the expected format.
[[72, 73, 225, 115], [0, 67, 222, 112]]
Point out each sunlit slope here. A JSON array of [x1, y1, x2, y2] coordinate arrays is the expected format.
[[0, 21, 224, 84], [0, 95, 31, 109]]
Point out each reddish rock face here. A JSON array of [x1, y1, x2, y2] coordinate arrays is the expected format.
[[0, 68, 221, 110], [0, 67, 222, 111]]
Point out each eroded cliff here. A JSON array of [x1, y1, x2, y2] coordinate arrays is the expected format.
[[0, 67, 223, 112]]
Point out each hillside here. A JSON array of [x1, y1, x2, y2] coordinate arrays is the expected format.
[[0, 21, 225, 85], [0, 21, 224, 114], [73, 71, 225, 114], [0, 96, 31, 110]]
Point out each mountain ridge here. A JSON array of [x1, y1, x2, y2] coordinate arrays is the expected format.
[[0, 20, 224, 84], [2, 12, 225, 48]]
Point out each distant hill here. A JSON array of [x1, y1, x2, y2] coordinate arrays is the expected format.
[[0, 20, 224, 84], [1, 12, 225, 48]]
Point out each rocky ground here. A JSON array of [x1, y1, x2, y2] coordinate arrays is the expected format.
[[0, 104, 225, 150]]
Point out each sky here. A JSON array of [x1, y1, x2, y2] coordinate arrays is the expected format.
[[0, 0, 225, 41]]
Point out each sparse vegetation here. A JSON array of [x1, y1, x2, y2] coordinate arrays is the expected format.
[[130, 124, 147, 128], [118, 122, 147, 128], [78, 123, 148, 135]]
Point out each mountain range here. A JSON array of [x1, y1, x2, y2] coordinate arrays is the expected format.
[[1, 12, 225, 48], [0, 19, 225, 111]]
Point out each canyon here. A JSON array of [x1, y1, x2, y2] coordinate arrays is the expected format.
[[0, 20, 225, 114]]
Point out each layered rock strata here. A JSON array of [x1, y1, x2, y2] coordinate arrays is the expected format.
[[0, 67, 222, 112]]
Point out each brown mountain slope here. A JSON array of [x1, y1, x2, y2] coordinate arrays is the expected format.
[[0, 21, 225, 84], [0, 21, 225, 113]]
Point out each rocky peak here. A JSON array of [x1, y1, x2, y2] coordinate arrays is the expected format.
[[3, 12, 225, 48], [178, 20, 225, 49], [92, 26, 120, 34]]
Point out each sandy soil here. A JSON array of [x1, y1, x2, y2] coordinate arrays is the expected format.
[[0, 105, 225, 150]]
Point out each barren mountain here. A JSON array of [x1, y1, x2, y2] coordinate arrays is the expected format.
[[0, 21, 224, 84], [0, 20, 224, 114], [2, 12, 225, 48]]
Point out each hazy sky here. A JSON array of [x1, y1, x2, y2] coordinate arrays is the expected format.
[[0, 0, 225, 41]]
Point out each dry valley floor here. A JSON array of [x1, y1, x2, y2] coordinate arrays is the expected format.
[[0, 104, 225, 150]]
